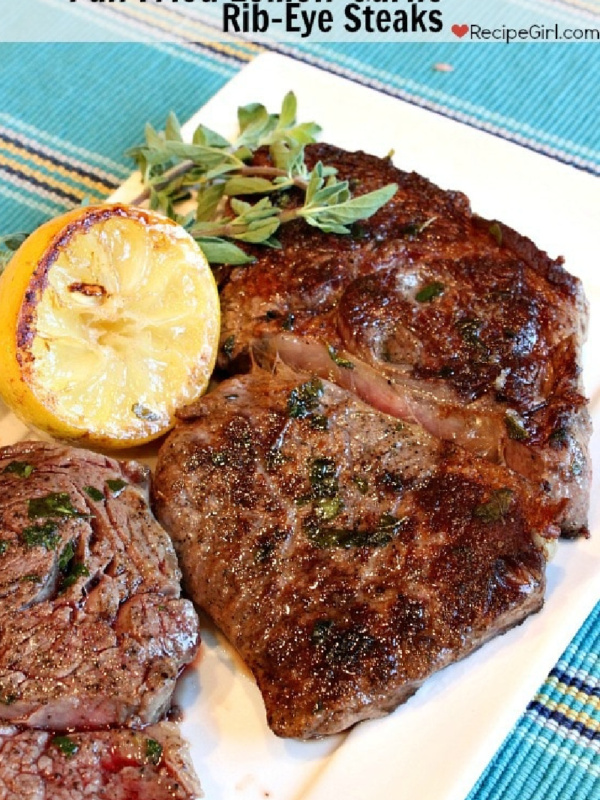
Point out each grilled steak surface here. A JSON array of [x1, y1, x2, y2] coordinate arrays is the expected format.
[[218, 144, 590, 536], [153, 367, 560, 738], [0, 721, 202, 800], [0, 442, 199, 731]]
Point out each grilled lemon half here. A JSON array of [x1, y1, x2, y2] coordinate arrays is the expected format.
[[0, 204, 220, 448]]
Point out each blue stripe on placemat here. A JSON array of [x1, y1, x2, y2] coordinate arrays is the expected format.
[[467, 600, 600, 800], [548, 669, 600, 698], [527, 701, 600, 742]]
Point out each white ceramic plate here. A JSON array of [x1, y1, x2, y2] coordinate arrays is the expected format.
[[1, 53, 598, 800]]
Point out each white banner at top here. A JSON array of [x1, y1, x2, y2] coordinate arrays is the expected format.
[[1, 0, 599, 43]]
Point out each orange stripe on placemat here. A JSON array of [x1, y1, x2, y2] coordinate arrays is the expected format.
[[0, 137, 113, 198], [0, 158, 82, 205]]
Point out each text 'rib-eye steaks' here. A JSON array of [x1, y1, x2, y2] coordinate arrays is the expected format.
[[0, 721, 202, 800], [0, 441, 199, 732], [217, 144, 591, 537], [153, 367, 561, 739]]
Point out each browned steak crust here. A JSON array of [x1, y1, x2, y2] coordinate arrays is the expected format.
[[0, 442, 199, 731], [153, 368, 560, 738], [0, 721, 202, 800], [217, 144, 590, 536]]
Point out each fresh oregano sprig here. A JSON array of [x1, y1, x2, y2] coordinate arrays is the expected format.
[[127, 92, 397, 265], [0, 95, 398, 273]]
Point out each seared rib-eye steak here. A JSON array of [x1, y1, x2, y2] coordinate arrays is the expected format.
[[217, 144, 590, 536], [0, 441, 199, 731], [0, 721, 202, 800], [153, 367, 560, 738]]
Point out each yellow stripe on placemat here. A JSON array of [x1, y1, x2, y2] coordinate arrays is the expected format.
[[0, 153, 88, 203], [533, 695, 600, 731], [0, 137, 114, 198], [0, 180, 67, 217], [543, 676, 600, 714], [0, 113, 131, 179]]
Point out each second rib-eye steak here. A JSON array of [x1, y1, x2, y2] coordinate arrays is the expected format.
[[153, 367, 561, 738], [0, 441, 199, 731]]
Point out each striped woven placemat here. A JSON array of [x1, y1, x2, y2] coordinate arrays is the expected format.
[[468, 602, 600, 800]]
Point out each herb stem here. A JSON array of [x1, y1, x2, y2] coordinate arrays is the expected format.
[[124, 95, 397, 264], [237, 165, 308, 190], [278, 207, 303, 225], [130, 159, 195, 206], [199, 220, 251, 238], [131, 163, 308, 209]]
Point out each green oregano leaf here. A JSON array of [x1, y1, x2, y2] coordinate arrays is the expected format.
[[196, 236, 254, 266], [222, 335, 235, 357], [311, 618, 334, 645], [84, 486, 104, 502], [61, 562, 90, 590], [58, 540, 75, 572], [22, 522, 60, 551], [3, 461, 35, 478], [195, 184, 225, 222], [121, 94, 395, 265], [305, 512, 406, 549], [505, 411, 529, 441], [314, 496, 344, 521], [474, 488, 515, 523], [310, 457, 339, 498], [192, 123, 231, 149], [489, 221, 503, 246], [353, 476, 369, 495], [106, 479, 127, 497], [52, 735, 79, 758], [28, 493, 85, 519], [21, 574, 42, 583], [164, 111, 183, 143], [300, 182, 397, 233], [132, 403, 160, 422], [327, 344, 355, 370], [223, 176, 278, 195], [288, 378, 324, 419], [309, 413, 329, 431], [145, 738, 163, 765], [416, 281, 445, 303]]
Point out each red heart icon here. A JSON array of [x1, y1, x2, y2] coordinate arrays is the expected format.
[[452, 24, 469, 38]]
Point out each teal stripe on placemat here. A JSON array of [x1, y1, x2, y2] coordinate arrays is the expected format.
[[467, 600, 600, 800]]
